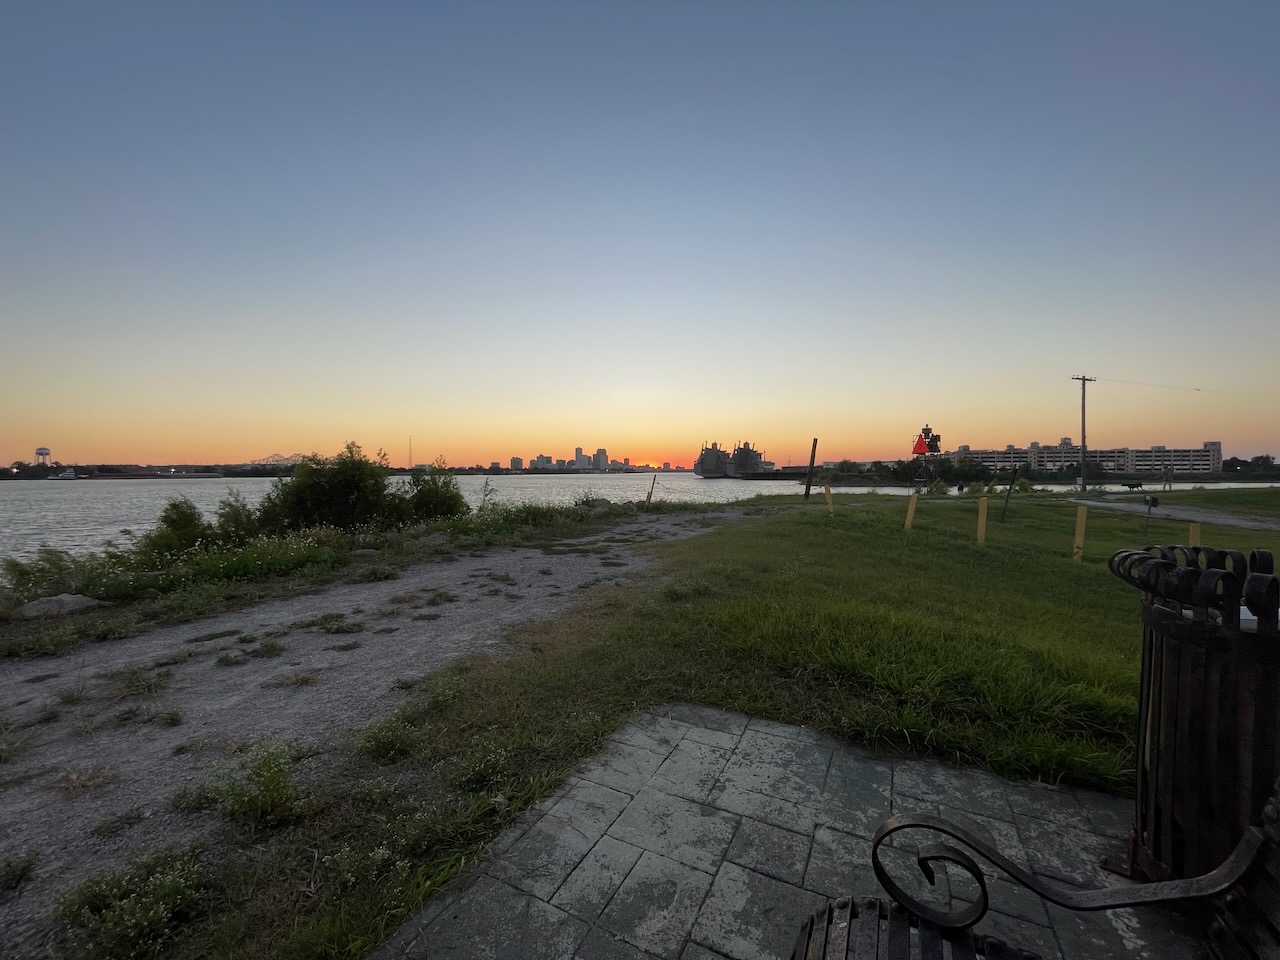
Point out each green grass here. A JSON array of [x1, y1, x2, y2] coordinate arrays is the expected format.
[[50, 496, 1280, 960], [1108, 485, 1280, 518]]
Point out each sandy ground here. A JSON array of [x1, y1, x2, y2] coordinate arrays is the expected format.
[[0, 511, 729, 957]]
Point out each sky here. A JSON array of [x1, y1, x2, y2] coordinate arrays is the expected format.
[[3, 2, 1278, 469]]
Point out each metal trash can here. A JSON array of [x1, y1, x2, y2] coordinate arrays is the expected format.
[[1109, 545, 1280, 880]]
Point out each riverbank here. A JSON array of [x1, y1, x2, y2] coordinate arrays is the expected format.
[[0, 510, 731, 958], [3, 494, 1279, 959]]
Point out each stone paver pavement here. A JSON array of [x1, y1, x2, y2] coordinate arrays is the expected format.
[[368, 705, 1203, 960]]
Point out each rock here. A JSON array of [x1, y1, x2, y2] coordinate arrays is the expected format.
[[586, 498, 612, 509], [18, 594, 107, 619]]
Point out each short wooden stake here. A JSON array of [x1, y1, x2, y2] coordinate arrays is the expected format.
[[645, 475, 656, 511], [1073, 505, 1088, 563], [905, 494, 918, 530], [1189, 522, 1201, 547], [977, 497, 988, 543], [823, 484, 834, 517]]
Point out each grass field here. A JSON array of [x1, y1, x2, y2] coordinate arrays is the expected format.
[[55, 493, 1280, 959], [1105, 484, 1280, 518]]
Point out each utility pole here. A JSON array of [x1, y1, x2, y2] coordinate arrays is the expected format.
[[1072, 375, 1095, 492]]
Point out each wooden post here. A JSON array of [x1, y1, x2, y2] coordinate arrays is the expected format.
[[1000, 462, 1022, 522], [1189, 522, 1201, 547], [645, 475, 656, 511], [803, 438, 819, 501], [977, 497, 988, 544], [905, 494, 918, 530], [1073, 505, 1088, 563], [823, 484, 834, 517]]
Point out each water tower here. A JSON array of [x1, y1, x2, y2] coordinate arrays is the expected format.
[[35, 447, 51, 465]]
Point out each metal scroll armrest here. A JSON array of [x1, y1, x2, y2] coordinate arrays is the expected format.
[[871, 813, 1266, 932]]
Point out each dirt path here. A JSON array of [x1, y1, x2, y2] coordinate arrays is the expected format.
[[1076, 498, 1280, 533], [0, 511, 729, 956]]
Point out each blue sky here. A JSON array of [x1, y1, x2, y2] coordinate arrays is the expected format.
[[3, 2, 1277, 467]]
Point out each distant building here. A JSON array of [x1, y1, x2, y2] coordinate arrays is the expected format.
[[510, 457, 524, 471], [952, 440, 1223, 473], [593, 448, 609, 470], [662, 462, 671, 471]]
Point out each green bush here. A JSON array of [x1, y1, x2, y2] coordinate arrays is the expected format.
[[257, 442, 397, 533], [403, 459, 469, 522], [212, 490, 258, 546], [59, 849, 206, 960], [0, 548, 125, 607], [216, 741, 303, 828], [182, 532, 346, 583], [134, 498, 214, 561]]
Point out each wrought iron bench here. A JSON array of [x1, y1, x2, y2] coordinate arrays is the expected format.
[[791, 543, 1280, 960], [791, 786, 1279, 959]]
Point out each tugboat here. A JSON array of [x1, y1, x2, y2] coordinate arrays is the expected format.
[[48, 468, 81, 480]]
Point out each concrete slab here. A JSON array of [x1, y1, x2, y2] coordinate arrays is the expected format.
[[724, 818, 811, 887], [577, 740, 672, 795], [372, 704, 1205, 960], [597, 851, 715, 958], [648, 739, 734, 804], [574, 926, 664, 960], [606, 787, 739, 875], [551, 835, 645, 923], [894, 758, 1015, 821], [690, 862, 827, 960], [421, 876, 589, 960]]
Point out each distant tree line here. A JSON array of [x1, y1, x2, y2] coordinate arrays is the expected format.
[[814, 453, 1280, 487]]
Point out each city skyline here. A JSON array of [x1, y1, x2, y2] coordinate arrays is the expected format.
[[4, 4, 1277, 469], [11, 426, 1272, 474]]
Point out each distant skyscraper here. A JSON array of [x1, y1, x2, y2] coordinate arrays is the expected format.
[[593, 448, 608, 470], [510, 456, 524, 471]]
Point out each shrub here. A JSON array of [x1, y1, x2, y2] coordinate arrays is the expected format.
[[134, 498, 214, 561], [0, 547, 124, 608], [59, 849, 206, 960], [1, 851, 39, 894], [257, 442, 396, 533], [216, 741, 302, 828], [356, 563, 400, 583], [403, 459, 469, 521], [212, 490, 258, 547]]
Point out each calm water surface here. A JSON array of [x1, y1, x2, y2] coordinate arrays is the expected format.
[[0, 474, 796, 561], [0, 474, 1262, 562]]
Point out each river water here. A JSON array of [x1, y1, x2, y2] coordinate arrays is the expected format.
[[0, 474, 1262, 562], [0, 474, 794, 561]]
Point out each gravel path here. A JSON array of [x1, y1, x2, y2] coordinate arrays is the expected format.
[[1075, 498, 1280, 533], [0, 511, 729, 957]]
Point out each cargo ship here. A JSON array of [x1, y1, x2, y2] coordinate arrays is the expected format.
[[693, 441, 774, 478]]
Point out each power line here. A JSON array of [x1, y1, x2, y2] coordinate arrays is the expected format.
[[1094, 376, 1274, 398]]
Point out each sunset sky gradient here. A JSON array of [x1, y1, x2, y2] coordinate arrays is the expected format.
[[3, 2, 1277, 468]]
